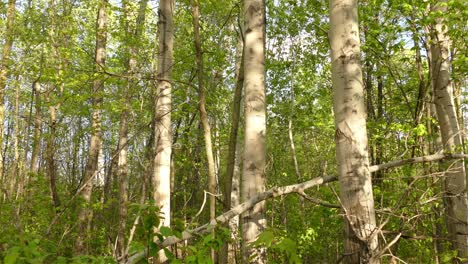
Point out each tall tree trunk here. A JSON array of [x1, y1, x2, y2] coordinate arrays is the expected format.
[[220, 26, 244, 264], [329, 0, 379, 263], [0, 0, 16, 188], [116, 109, 129, 257], [430, 0, 468, 258], [153, 0, 174, 262], [191, 1, 217, 261], [45, 0, 64, 209], [75, 0, 108, 254], [116, 0, 148, 258], [242, 0, 267, 262]]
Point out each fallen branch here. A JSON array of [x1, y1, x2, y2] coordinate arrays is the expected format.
[[124, 153, 467, 263], [124, 175, 337, 263]]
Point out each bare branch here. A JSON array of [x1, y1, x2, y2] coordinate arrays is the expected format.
[[123, 152, 467, 263]]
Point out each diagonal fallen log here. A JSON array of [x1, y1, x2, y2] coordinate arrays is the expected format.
[[124, 175, 337, 263], [124, 153, 468, 264]]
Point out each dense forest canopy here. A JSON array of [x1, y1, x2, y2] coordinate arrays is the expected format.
[[0, 0, 467, 263]]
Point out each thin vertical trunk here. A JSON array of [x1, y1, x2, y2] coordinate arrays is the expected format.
[[191, 2, 217, 261], [220, 27, 244, 264], [46, 90, 61, 208], [30, 81, 42, 174], [11, 75, 21, 201], [0, 0, 16, 187], [45, 0, 64, 209], [412, 22, 427, 125], [229, 138, 242, 263], [116, 109, 129, 257], [116, 0, 148, 259], [242, 0, 267, 262], [374, 75, 384, 183], [288, 51, 301, 184], [329, 0, 379, 263], [430, 0, 468, 258], [410, 17, 429, 160], [75, 0, 108, 254], [153, 0, 174, 262]]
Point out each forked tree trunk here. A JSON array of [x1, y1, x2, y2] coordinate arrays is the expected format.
[[191, 1, 217, 261], [329, 0, 379, 263], [430, 0, 468, 258], [152, 0, 174, 262], [0, 0, 16, 187], [75, 0, 108, 254], [242, 0, 267, 262]]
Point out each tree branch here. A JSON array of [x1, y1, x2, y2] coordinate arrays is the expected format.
[[369, 153, 467, 172]]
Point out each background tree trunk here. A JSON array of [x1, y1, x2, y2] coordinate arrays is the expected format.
[[116, 0, 148, 258], [0, 0, 16, 188], [219, 25, 244, 264], [75, 0, 108, 254], [191, 0, 217, 251], [30, 81, 42, 175]]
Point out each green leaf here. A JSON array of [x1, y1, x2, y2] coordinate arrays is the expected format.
[[160, 226, 173, 237], [254, 231, 275, 247], [4, 247, 20, 264]]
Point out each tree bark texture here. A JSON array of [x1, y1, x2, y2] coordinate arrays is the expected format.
[[75, 0, 108, 254], [0, 0, 16, 187], [329, 0, 379, 262], [242, 0, 267, 262], [152, 0, 174, 261], [430, 0, 468, 258]]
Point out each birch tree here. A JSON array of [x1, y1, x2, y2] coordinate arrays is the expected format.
[[0, 0, 16, 187], [242, 0, 267, 262], [152, 0, 175, 261], [329, 0, 379, 262], [430, 0, 468, 258]]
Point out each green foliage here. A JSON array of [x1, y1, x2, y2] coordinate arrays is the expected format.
[[0, 0, 466, 262], [253, 229, 301, 264]]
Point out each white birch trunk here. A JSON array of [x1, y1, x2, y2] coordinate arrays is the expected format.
[[153, 0, 174, 261], [430, 0, 468, 258], [242, 0, 267, 262], [329, 0, 379, 262]]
